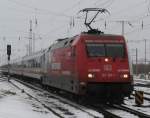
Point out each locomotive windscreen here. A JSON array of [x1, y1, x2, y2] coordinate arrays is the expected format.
[[86, 43, 125, 58], [106, 44, 124, 58], [86, 43, 105, 57]]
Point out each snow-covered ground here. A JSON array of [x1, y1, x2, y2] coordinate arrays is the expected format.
[[0, 78, 58, 118], [134, 75, 150, 94], [0, 74, 150, 118], [123, 76, 150, 115], [0, 77, 103, 118], [124, 97, 150, 115]]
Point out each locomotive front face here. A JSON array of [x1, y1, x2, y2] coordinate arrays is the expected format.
[[85, 41, 130, 82], [78, 35, 131, 82], [77, 34, 133, 97]]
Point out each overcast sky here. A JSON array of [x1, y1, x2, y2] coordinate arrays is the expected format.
[[0, 0, 150, 64]]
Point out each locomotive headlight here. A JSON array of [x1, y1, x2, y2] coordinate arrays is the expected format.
[[88, 73, 94, 78], [105, 58, 109, 62], [123, 74, 128, 78]]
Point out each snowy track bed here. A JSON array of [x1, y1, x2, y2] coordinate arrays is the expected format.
[[122, 78, 150, 117], [134, 79, 150, 101], [89, 104, 140, 118], [124, 98, 150, 116], [0, 78, 58, 118], [11, 78, 145, 118], [8, 78, 103, 118], [112, 104, 150, 118], [1, 76, 150, 118], [134, 79, 150, 88]]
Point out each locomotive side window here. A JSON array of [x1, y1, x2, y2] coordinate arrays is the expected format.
[[106, 44, 124, 58], [86, 43, 105, 57]]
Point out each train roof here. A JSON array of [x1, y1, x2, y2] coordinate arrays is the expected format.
[[50, 36, 77, 50], [7, 31, 125, 65], [80, 31, 124, 37], [49, 32, 125, 50], [22, 49, 46, 61]]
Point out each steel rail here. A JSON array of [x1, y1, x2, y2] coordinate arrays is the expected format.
[[9, 80, 64, 118], [90, 104, 123, 118], [11, 78, 102, 118], [112, 104, 150, 118]]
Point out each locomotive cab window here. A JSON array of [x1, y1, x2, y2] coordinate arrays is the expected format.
[[86, 43, 105, 57], [106, 44, 125, 58]]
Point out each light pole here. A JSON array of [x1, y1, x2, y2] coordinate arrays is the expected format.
[[143, 38, 150, 79]]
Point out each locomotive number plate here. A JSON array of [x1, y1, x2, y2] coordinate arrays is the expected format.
[[103, 65, 112, 71]]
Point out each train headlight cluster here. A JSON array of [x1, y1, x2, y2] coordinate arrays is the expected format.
[[88, 73, 95, 78], [123, 74, 128, 79]]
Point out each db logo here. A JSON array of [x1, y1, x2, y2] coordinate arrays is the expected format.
[[103, 65, 112, 71]]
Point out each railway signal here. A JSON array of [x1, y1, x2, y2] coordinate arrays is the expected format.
[[7, 44, 11, 60], [7, 44, 11, 81]]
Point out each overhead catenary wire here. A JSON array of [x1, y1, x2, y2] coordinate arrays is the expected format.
[[6, 0, 72, 18], [5, 0, 150, 26], [95, 0, 147, 22], [61, 0, 85, 12], [94, 0, 115, 8], [94, 0, 110, 7], [3, 0, 150, 38], [125, 23, 150, 35], [1, 0, 150, 60]]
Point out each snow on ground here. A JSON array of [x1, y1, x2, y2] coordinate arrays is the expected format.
[[0, 78, 58, 118], [0, 77, 104, 118], [124, 96, 150, 115], [123, 76, 150, 115], [1, 74, 150, 118], [134, 76, 150, 94], [107, 108, 138, 118], [10, 78, 103, 118]]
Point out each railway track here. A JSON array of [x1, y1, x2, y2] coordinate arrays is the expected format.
[[0, 76, 9, 80], [8, 78, 139, 118], [9, 78, 103, 118], [134, 79, 150, 101], [10, 78, 124, 118], [3, 76, 150, 118], [88, 104, 138, 118], [134, 79, 150, 88], [134, 83, 150, 88], [9, 80, 64, 118], [133, 86, 150, 101], [112, 104, 150, 118], [131, 92, 150, 102], [87, 102, 150, 118]]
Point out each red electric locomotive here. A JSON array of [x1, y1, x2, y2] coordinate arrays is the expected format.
[[0, 8, 133, 103], [41, 32, 133, 102]]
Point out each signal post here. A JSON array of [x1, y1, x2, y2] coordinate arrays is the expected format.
[[7, 44, 11, 81]]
